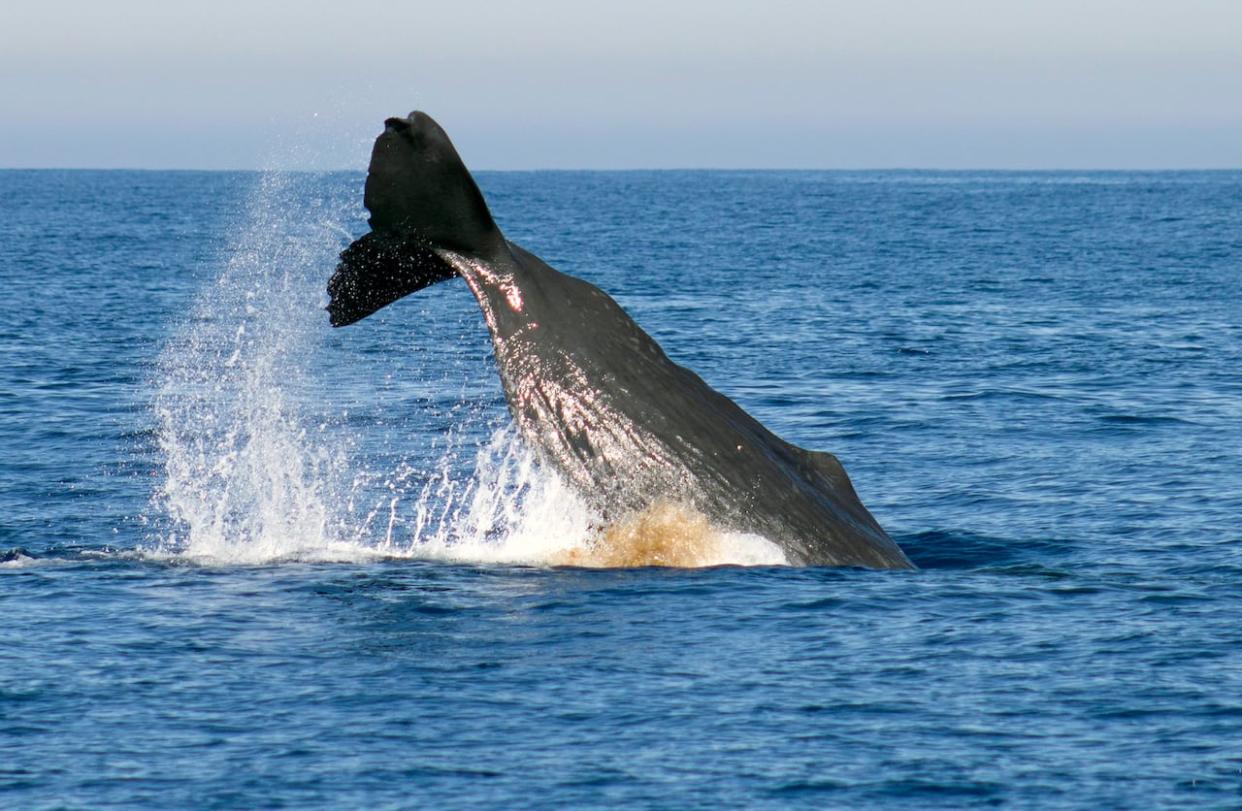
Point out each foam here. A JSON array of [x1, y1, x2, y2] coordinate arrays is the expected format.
[[0, 551, 40, 570]]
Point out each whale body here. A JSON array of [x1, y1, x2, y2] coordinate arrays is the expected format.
[[327, 111, 913, 569]]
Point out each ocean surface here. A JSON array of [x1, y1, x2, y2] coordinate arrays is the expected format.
[[2, 168, 1240, 808]]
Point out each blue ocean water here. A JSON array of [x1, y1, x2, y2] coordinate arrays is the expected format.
[[2, 168, 1241, 808]]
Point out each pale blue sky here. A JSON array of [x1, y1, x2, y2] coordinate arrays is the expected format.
[[3, 0, 1241, 169]]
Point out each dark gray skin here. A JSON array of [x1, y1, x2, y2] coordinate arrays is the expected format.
[[327, 111, 913, 569]]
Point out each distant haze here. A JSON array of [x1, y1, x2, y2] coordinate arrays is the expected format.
[[3, 0, 1240, 169]]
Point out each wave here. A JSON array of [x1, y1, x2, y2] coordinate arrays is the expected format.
[[0, 548, 38, 569]]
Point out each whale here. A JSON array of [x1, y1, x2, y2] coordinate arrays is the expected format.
[[327, 111, 913, 569]]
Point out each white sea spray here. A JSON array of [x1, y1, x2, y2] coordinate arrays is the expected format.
[[148, 172, 785, 568]]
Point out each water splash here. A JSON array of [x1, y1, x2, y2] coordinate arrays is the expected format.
[[148, 172, 785, 568], [151, 172, 356, 564], [389, 426, 786, 567]]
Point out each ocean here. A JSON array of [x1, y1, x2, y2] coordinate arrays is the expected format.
[[2, 168, 1240, 808]]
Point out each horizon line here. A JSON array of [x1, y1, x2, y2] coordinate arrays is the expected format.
[[2, 166, 1241, 174]]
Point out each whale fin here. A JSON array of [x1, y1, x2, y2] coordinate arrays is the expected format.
[[795, 448, 863, 503], [326, 231, 454, 327], [327, 111, 504, 327], [794, 446, 898, 545], [364, 111, 502, 255]]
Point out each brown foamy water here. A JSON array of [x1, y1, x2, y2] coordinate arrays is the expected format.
[[552, 501, 724, 568]]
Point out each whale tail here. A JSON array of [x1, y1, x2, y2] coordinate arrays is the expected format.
[[327, 111, 503, 327]]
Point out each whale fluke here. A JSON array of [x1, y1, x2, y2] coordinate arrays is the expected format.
[[327, 111, 503, 327], [327, 111, 915, 569], [363, 112, 500, 255], [327, 233, 451, 327]]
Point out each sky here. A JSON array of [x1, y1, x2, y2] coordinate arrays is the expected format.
[[2, 0, 1241, 170]]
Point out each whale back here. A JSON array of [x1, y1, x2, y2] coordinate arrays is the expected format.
[[327, 111, 503, 327]]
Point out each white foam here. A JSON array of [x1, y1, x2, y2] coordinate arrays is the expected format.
[[0, 552, 40, 570], [710, 532, 789, 567], [403, 427, 597, 564], [392, 428, 787, 568]]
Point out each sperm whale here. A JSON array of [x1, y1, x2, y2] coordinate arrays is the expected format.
[[326, 111, 913, 569]]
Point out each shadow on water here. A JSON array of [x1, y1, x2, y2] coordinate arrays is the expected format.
[[898, 530, 1074, 571]]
